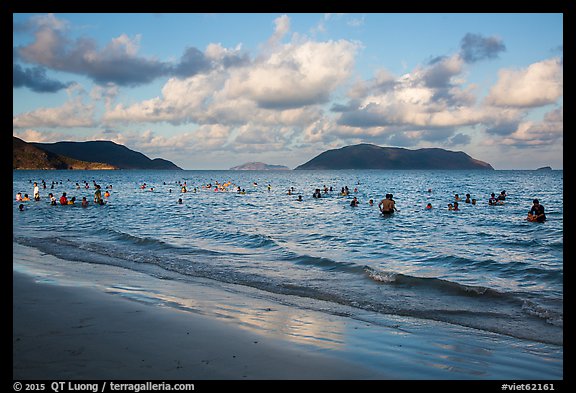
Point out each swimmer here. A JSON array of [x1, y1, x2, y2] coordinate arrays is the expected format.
[[15, 192, 22, 201], [81, 197, 89, 207], [488, 193, 498, 205], [22, 194, 31, 201], [453, 201, 460, 211], [350, 196, 359, 207], [448, 203, 454, 211], [67, 196, 76, 205], [94, 185, 102, 204], [19, 204, 25, 211], [59, 192, 68, 205], [379, 194, 396, 214], [426, 203, 432, 209], [527, 198, 546, 222]]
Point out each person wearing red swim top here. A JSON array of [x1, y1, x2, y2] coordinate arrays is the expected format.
[[59, 192, 68, 205]]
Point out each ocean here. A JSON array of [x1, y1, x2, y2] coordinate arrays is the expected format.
[[12, 169, 563, 375]]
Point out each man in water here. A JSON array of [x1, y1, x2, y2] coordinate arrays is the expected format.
[[378, 194, 396, 214], [527, 199, 546, 222]]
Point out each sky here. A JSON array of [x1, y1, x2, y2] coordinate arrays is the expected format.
[[12, 13, 563, 170]]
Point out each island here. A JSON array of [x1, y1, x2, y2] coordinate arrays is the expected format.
[[230, 162, 290, 170], [294, 143, 493, 170], [13, 137, 182, 170]]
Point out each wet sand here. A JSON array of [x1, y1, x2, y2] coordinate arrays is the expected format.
[[13, 242, 563, 381]]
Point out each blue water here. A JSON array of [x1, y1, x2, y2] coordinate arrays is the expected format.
[[12, 169, 563, 346]]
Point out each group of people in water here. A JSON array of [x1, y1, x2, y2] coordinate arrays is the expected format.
[[307, 185, 546, 221], [15, 179, 108, 210], [15, 178, 547, 223]]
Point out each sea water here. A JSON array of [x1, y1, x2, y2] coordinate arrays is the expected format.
[[12, 169, 563, 347]]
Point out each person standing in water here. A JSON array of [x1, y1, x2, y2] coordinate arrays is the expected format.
[[379, 194, 396, 214], [94, 184, 102, 204], [527, 199, 546, 222], [33, 182, 40, 201]]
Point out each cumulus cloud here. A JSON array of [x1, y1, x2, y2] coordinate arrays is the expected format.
[[335, 55, 482, 131], [485, 57, 563, 108], [13, 85, 96, 128], [459, 33, 506, 63], [422, 55, 464, 88], [104, 17, 359, 130], [14, 13, 249, 88], [494, 107, 563, 147], [13, 64, 72, 93], [16, 19, 169, 86], [332, 43, 562, 155], [227, 40, 358, 110]]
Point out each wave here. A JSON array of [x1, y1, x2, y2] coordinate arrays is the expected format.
[[285, 253, 366, 274], [422, 255, 563, 285], [191, 227, 281, 251], [364, 266, 503, 297], [13, 234, 563, 345], [102, 227, 173, 248], [98, 227, 228, 258], [363, 265, 562, 331]]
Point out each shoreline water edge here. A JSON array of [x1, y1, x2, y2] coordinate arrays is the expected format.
[[13, 242, 562, 380]]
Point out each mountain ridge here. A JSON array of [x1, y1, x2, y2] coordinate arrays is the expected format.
[[295, 143, 494, 170], [230, 162, 290, 170], [13, 137, 182, 170]]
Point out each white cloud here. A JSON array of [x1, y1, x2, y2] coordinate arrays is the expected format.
[[485, 57, 563, 108], [103, 15, 359, 149], [496, 107, 563, 146], [13, 85, 96, 128], [226, 39, 358, 110]]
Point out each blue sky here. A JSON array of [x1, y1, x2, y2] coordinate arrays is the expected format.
[[13, 13, 563, 169]]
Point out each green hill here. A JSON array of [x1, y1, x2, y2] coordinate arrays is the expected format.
[[13, 137, 118, 170], [295, 144, 494, 170], [26, 139, 181, 170]]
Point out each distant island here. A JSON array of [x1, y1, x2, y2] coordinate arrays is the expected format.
[[535, 166, 552, 171], [295, 143, 494, 170], [13, 137, 182, 170], [230, 162, 290, 171]]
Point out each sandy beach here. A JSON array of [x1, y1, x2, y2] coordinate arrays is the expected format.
[[13, 242, 563, 381], [13, 271, 384, 380]]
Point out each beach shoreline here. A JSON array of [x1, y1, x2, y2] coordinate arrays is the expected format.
[[13, 242, 563, 381], [12, 269, 384, 380]]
